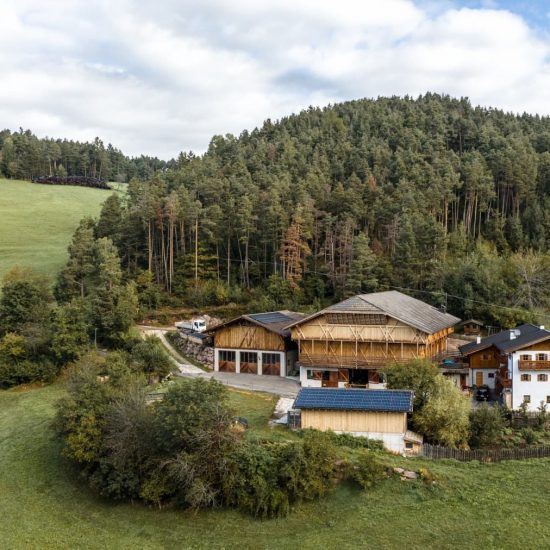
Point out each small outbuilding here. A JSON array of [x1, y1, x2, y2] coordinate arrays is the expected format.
[[460, 319, 484, 336], [208, 310, 305, 377], [293, 387, 421, 454]]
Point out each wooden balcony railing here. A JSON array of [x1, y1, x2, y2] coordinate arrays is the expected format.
[[518, 360, 550, 371], [298, 354, 414, 369]]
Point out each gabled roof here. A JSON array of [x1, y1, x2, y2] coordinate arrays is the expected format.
[[459, 319, 484, 326], [459, 324, 550, 356], [208, 310, 305, 337], [293, 388, 414, 413], [285, 291, 460, 334]]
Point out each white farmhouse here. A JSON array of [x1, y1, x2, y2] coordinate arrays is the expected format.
[[460, 324, 550, 411]]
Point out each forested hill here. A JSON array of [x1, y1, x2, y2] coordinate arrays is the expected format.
[[56, 94, 550, 326], [0, 129, 171, 182]]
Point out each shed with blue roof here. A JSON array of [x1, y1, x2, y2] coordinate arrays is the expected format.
[[293, 388, 421, 454]]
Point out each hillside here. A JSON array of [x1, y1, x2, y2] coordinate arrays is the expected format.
[[1, 383, 550, 549], [4, 95, 550, 326], [91, 94, 550, 326], [0, 179, 113, 281]]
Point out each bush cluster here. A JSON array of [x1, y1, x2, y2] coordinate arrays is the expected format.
[[55, 373, 389, 518]]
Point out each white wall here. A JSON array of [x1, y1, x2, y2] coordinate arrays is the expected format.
[[299, 366, 347, 388], [214, 348, 287, 377], [470, 369, 497, 389], [510, 351, 550, 411]]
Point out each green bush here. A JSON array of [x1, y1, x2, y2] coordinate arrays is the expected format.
[[350, 452, 387, 489], [469, 404, 505, 449], [299, 428, 384, 450], [521, 428, 539, 446], [0, 358, 58, 388]]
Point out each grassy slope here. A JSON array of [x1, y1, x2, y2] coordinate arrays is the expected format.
[[1, 384, 550, 550], [0, 179, 114, 282]]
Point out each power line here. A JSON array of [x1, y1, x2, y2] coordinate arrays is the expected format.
[[387, 285, 550, 321], [218, 257, 550, 321]]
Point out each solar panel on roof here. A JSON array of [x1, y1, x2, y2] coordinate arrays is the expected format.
[[294, 388, 413, 413], [249, 312, 291, 324]]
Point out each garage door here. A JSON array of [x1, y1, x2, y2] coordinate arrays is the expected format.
[[240, 352, 258, 374], [218, 350, 236, 372], [262, 353, 280, 375]]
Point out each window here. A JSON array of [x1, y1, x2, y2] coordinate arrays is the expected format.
[[488, 373, 495, 379], [537, 353, 548, 361], [538, 374, 549, 382], [520, 354, 530, 361], [240, 352, 257, 364], [481, 354, 490, 360], [547, 396, 550, 404], [405, 442, 413, 450], [523, 395, 531, 404], [521, 374, 532, 382], [262, 353, 279, 365], [219, 350, 235, 362]]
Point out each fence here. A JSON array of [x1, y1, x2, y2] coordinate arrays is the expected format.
[[421, 443, 550, 462]]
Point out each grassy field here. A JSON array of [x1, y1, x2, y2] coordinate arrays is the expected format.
[[0, 179, 115, 282], [2, 383, 550, 549]]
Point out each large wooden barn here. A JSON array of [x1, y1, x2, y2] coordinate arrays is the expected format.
[[285, 291, 460, 388], [209, 311, 305, 377], [293, 387, 421, 453]]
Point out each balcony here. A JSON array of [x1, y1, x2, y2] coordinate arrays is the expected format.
[[298, 354, 412, 369], [518, 360, 550, 371]]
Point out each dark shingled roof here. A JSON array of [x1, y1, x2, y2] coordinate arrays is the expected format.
[[459, 324, 550, 356], [294, 388, 414, 413], [208, 310, 305, 337], [285, 290, 460, 334]]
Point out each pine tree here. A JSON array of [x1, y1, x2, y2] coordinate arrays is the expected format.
[[344, 232, 378, 297], [56, 218, 97, 300]]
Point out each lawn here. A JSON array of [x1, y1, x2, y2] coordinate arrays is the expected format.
[[1, 383, 550, 549], [0, 179, 114, 282]]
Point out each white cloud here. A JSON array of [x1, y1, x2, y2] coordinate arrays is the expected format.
[[0, 0, 548, 158]]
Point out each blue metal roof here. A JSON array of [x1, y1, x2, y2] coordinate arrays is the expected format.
[[294, 388, 413, 413]]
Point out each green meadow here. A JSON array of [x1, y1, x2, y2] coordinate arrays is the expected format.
[[1, 383, 550, 550], [0, 179, 114, 282]]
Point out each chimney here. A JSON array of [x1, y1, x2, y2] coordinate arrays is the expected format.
[[540, 325, 546, 331], [510, 330, 516, 340], [476, 336, 481, 344]]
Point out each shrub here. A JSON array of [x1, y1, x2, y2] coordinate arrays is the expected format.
[[350, 453, 386, 489], [521, 427, 539, 446], [299, 428, 384, 450], [413, 376, 470, 447], [469, 404, 505, 449], [0, 358, 58, 388], [130, 336, 172, 381]]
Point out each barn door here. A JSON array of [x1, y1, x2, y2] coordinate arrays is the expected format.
[[322, 371, 338, 388]]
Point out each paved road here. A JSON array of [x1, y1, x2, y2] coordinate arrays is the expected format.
[[139, 325, 300, 397]]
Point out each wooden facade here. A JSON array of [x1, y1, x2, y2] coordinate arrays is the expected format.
[[300, 409, 407, 433], [291, 314, 453, 370], [213, 323, 286, 352], [209, 311, 303, 378], [466, 347, 502, 370]]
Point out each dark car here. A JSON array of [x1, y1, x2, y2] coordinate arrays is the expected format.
[[475, 385, 490, 401]]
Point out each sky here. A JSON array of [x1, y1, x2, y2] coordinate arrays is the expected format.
[[0, 0, 549, 159]]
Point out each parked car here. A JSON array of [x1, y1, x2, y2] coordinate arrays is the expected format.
[[475, 384, 490, 401]]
